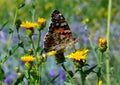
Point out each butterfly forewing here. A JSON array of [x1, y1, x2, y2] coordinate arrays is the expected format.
[[44, 10, 77, 52]]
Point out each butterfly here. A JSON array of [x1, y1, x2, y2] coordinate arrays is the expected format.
[[44, 10, 78, 63]]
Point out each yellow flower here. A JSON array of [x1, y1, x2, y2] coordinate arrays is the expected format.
[[45, 2, 54, 10], [66, 49, 89, 62], [20, 21, 37, 29], [85, 18, 89, 23], [75, 11, 81, 16], [37, 18, 46, 28], [97, 80, 102, 85], [81, 18, 89, 25], [47, 51, 57, 56], [20, 55, 35, 62], [98, 38, 107, 52], [98, 38, 107, 46]]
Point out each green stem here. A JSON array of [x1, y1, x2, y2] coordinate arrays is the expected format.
[[107, 0, 111, 48], [8, 7, 18, 48], [80, 68, 85, 85], [29, 36, 35, 52], [97, 52, 103, 84], [37, 31, 41, 49], [16, 30, 26, 53], [61, 64, 77, 85], [32, 9, 35, 22], [2, 82, 4, 85], [88, 37, 99, 65], [86, 26, 99, 65], [35, 30, 41, 56], [28, 71, 30, 85], [3, 7, 18, 66], [106, 0, 112, 85], [106, 55, 110, 85], [16, 29, 21, 40], [99, 52, 103, 70], [31, 0, 36, 22], [39, 63, 42, 85]]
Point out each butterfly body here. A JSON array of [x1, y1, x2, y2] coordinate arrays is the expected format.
[[44, 10, 78, 63]]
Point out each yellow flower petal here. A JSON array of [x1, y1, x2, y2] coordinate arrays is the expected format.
[[97, 80, 102, 85], [37, 18, 46, 26], [20, 21, 38, 29], [20, 55, 35, 62], [98, 38, 107, 52], [66, 49, 89, 62], [47, 51, 57, 56], [98, 38, 107, 46]]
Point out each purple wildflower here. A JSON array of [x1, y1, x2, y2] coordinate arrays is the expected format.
[[80, 26, 86, 34], [82, 36, 89, 45], [4, 77, 10, 84], [4, 72, 17, 85], [49, 70, 56, 77], [59, 70, 66, 80]]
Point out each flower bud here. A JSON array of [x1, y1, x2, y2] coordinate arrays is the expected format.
[[98, 38, 107, 52], [24, 62, 32, 70], [17, 72, 24, 79], [28, 48, 33, 55], [15, 66, 19, 73], [26, 29, 34, 37], [37, 18, 46, 30]]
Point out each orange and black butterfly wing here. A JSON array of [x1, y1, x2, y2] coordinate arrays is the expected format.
[[44, 10, 78, 63], [44, 10, 72, 52]]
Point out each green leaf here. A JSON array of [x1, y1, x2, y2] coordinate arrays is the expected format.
[[1, 55, 8, 65], [18, 3, 25, 9], [14, 78, 22, 85], [0, 67, 5, 80], [8, 28, 13, 34], [18, 41, 24, 48], [84, 65, 97, 75], [64, 82, 74, 85], [47, 74, 59, 85], [24, 70, 29, 79], [30, 71, 39, 80], [0, 20, 9, 31], [9, 45, 19, 56]]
